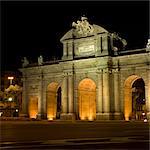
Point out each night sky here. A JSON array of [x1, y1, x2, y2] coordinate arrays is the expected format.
[[1, 1, 149, 72]]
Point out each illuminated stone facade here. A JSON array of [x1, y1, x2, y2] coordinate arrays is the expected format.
[[20, 17, 150, 121]]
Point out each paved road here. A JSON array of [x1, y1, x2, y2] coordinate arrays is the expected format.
[[0, 120, 149, 149]]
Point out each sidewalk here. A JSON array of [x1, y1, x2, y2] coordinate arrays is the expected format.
[[0, 117, 149, 123]]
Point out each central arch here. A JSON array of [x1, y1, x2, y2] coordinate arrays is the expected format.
[[78, 78, 96, 121], [124, 75, 146, 121], [46, 82, 61, 120]]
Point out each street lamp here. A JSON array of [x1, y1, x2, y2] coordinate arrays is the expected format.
[[7, 97, 13, 117], [8, 76, 14, 85], [8, 97, 13, 102]]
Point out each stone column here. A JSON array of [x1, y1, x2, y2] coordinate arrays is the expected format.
[[96, 69, 103, 120], [146, 68, 150, 120], [113, 68, 121, 119], [61, 73, 68, 119], [102, 68, 110, 119], [68, 72, 74, 113], [68, 72, 75, 120], [20, 77, 28, 117], [42, 81, 47, 119], [37, 74, 44, 119]]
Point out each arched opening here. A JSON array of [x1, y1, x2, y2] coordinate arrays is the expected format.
[[124, 75, 146, 121], [28, 96, 38, 119], [78, 78, 96, 121], [46, 82, 61, 120]]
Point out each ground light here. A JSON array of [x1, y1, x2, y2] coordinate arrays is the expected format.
[[0, 112, 3, 116]]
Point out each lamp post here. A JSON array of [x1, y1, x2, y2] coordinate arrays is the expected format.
[[8, 76, 14, 85], [8, 97, 13, 117]]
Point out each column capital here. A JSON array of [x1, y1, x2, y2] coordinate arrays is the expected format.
[[68, 40, 74, 44], [22, 77, 26, 82], [63, 72, 68, 77], [112, 68, 119, 73], [68, 71, 73, 76], [103, 68, 111, 74], [96, 68, 103, 74], [146, 67, 150, 71]]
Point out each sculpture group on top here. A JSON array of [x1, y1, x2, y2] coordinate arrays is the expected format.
[[72, 16, 94, 36]]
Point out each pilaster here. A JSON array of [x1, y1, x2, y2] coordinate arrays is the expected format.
[[102, 68, 110, 119], [19, 76, 28, 117], [62, 42, 68, 60], [60, 72, 68, 119], [37, 73, 46, 119], [68, 72, 74, 113], [68, 41, 74, 60], [112, 68, 122, 119]]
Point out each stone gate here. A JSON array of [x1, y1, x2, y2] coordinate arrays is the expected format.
[[20, 17, 150, 121]]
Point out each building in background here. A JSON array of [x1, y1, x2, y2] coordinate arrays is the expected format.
[[0, 70, 22, 117], [20, 17, 150, 121]]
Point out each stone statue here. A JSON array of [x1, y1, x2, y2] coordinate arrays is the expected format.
[[72, 16, 94, 36], [111, 33, 127, 48], [22, 57, 29, 67], [38, 55, 43, 65], [146, 39, 150, 48]]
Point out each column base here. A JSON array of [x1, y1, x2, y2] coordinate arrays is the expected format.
[[146, 48, 150, 52], [110, 112, 123, 120], [96, 113, 104, 120], [19, 113, 28, 118], [61, 56, 67, 60], [101, 113, 110, 120], [95, 51, 101, 57], [96, 113, 123, 120], [60, 113, 75, 120], [61, 56, 73, 61], [37, 113, 47, 120]]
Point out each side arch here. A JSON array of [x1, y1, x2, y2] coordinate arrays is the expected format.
[[28, 96, 38, 119], [46, 82, 61, 120], [124, 75, 145, 121]]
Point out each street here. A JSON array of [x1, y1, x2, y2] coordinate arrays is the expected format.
[[0, 120, 149, 149]]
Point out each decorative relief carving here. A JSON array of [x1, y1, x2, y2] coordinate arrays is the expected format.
[[78, 45, 94, 53]]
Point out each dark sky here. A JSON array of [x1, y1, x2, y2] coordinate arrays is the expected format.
[[1, 1, 149, 71]]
